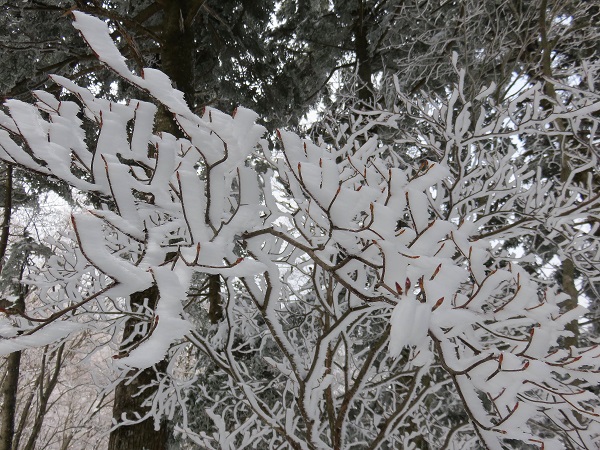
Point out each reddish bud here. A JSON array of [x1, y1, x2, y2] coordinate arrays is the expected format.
[[430, 263, 442, 280], [395, 282, 403, 295]]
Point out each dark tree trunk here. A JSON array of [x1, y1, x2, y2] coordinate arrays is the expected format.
[[353, 1, 374, 105], [158, 0, 196, 106], [538, 0, 579, 346], [0, 164, 17, 450], [207, 274, 223, 324], [108, 1, 195, 446], [108, 286, 170, 450], [0, 351, 21, 450], [157, 0, 223, 325]]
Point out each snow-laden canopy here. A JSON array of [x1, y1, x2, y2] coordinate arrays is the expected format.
[[0, 12, 599, 450]]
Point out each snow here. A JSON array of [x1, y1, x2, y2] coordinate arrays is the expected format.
[[389, 297, 431, 358], [72, 213, 153, 291], [103, 155, 145, 230], [72, 12, 195, 123], [116, 266, 192, 369], [0, 128, 52, 174], [406, 188, 430, 232], [129, 100, 157, 163], [0, 321, 84, 355], [0, 11, 598, 449], [176, 168, 211, 243]]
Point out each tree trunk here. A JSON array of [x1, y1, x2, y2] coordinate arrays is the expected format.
[[0, 164, 12, 273], [158, 0, 196, 106], [108, 286, 170, 450], [22, 343, 65, 450], [0, 352, 21, 450], [12, 385, 35, 450], [352, 0, 374, 105], [108, 2, 226, 447], [207, 274, 223, 324], [539, 0, 580, 346], [0, 164, 17, 450]]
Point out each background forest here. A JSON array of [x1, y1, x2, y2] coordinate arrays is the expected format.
[[0, 0, 599, 449]]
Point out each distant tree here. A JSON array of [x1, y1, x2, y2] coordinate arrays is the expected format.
[[0, 172, 109, 450], [0, 0, 339, 126]]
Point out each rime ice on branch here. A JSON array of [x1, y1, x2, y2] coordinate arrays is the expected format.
[[0, 11, 599, 450]]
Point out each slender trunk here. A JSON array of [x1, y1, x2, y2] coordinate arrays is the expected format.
[[0, 164, 17, 450], [0, 352, 20, 450], [207, 274, 223, 324], [12, 386, 35, 450], [22, 344, 65, 450], [9, 289, 31, 450], [539, 0, 579, 346], [353, 1, 374, 105], [0, 164, 12, 272], [59, 434, 73, 450]]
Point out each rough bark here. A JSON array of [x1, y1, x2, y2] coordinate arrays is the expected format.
[[0, 164, 17, 450], [157, 0, 223, 324], [207, 274, 223, 324], [0, 164, 12, 273], [158, 0, 196, 106], [0, 164, 13, 313], [539, 0, 579, 347], [11, 385, 34, 450], [352, 0, 374, 105], [108, 286, 170, 450], [0, 352, 20, 450]]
